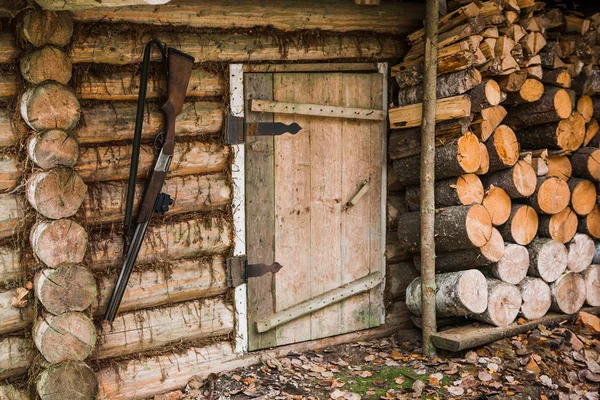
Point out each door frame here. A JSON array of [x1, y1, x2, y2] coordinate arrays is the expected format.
[[229, 62, 389, 354]]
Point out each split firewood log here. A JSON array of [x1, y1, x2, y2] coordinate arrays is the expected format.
[[497, 71, 527, 92], [396, 204, 492, 253], [17, 9, 73, 47], [30, 219, 88, 268], [583, 265, 600, 306], [578, 205, 600, 239], [34, 265, 96, 315], [481, 160, 537, 198], [538, 207, 577, 244], [472, 279, 521, 327], [388, 94, 472, 128], [405, 270, 488, 317], [471, 105, 507, 141], [27, 130, 79, 170], [567, 233, 595, 273], [527, 238, 568, 283], [568, 178, 597, 216], [503, 86, 573, 130], [518, 277, 552, 320], [33, 312, 96, 364], [546, 154, 572, 180], [26, 167, 87, 220], [498, 204, 538, 245], [404, 174, 484, 211], [397, 67, 482, 106], [513, 112, 585, 151], [20, 46, 72, 85], [37, 362, 98, 400], [570, 147, 600, 181], [525, 176, 570, 215], [470, 79, 503, 112], [482, 186, 511, 226], [550, 272, 586, 314], [485, 124, 520, 172], [20, 82, 80, 132]]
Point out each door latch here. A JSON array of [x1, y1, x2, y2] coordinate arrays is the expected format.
[[224, 115, 302, 144], [226, 255, 284, 287]]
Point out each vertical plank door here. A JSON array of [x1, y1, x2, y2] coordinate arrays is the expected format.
[[246, 71, 385, 350]]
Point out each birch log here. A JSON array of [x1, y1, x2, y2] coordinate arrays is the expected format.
[[472, 279, 521, 327], [518, 277, 552, 320], [484, 243, 530, 285], [527, 238, 568, 283], [567, 233, 595, 272], [30, 219, 88, 268], [583, 265, 600, 306], [550, 272, 586, 314], [35, 265, 97, 315], [26, 167, 87, 219]]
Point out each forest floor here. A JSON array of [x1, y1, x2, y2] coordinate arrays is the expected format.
[[158, 312, 600, 400]]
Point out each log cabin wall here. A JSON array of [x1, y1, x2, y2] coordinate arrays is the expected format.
[[0, 1, 423, 399]]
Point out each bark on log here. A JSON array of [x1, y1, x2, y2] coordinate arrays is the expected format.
[[386, 233, 412, 263], [538, 207, 577, 244], [546, 154, 572, 180], [497, 71, 528, 92], [504, 78, 544, 104], [514, 112, 585, 151], [0, 194, 25, 240], [386, 194, 407, 229], [404, 174, 483, 211], [17, 9, 73, 47], [527, 238, 568, 283], [542, 68, 572, 88], [26, 167, 87, 220], [579, 205, 600, 239], [470, 79, 503, 112], [486, 243, 530, 285], [503, 87, 573, 130], [30, 219, 88, 268], [481, 160, 537, 198], [476, 142, 490, 175], [585, 119, 599, 147], [0, 246, 21, 283], [74, 101, 223, 145], [471, 105, 507, 142], [570, 147, 600, 181], [550, 272, 586, 314], [0, 154, 23, 192], [33, 312, 96, 363], [392, 132, 481, 187], [526, 176, 570, 215], [0, 109, 18, 147], [568, 178, 596, 216], [69, 31, 404, 65], [89, 216, 231, 270], [75, 142, 229, 182], [0, 289, 34, 335], [20, 46, 72, 85], [482, 186, 512, 226], [388, 94, 472, 128], [37, 362, 98, 400], [485, 124, 520, 172], [396, 204, 492, 253], [397, 67, 482, 106], [405, 270, 488, 317], [0, 384, 29, 400], [84, 173, 230, 225], [28, 130, 79, 170], [0, 337, 33, 380], [518, 277, 552, 320], [583, 265, 600, 306], [20, 82, 80, 132], [567, 233, 595, 273], [94, 297, 233, 359], [35, 265, 97, 315], [472, 279, 521, 327]]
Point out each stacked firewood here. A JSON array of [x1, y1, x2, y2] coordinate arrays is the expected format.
[[388, 0, 600, 328]]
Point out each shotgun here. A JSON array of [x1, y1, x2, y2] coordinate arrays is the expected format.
[[104, 43, 194, 322]]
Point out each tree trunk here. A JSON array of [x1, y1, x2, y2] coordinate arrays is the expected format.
[[482, 186, 512, 226], [20, 46, 71, 85], [527, 238, 569, 283], [578, 205, 600, 238], [17, 9, 73, 47], [396, 204, 492, 253], [476, 142, 490, 175], [30, 219, 88, 268], [397, 67, 481, 106], [481, 160, 537, 198], [518, 277, 552, 320], [20, 82, 80, 132], [28, 130, 79, 171], [405, 270, 488, 316], [35, 265, 96, 315], [503, 87, 573, 130], [513, 112, 585, 151], [472, 279, 521, 327], [469, 79, 502, 112], [570, 147, 600, 181], [26, 167, 87, 220], [485, 124, 520, 172], [550, 272, 586, 314], [546, 154, 572, 180], [94, 297, 233, 360], [568, 178, 597, 216], [33, 312, 96, 364], [485, 243, 530, 285], [538, 207, 578, 244], [404, 174, 484, 211], [0, 194, 24, 241], [471, 105, 507, 142], [567, 233, 595, 272], [583, 265, 600, 306], [75, 142, 229, 182], [392, 132, 481, 187], [37, 362, 98, 400], [526, 176, 570, 215]]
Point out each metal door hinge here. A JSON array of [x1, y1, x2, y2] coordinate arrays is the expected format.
[[224, 115, 302, 144], [226, 255, 284, 287]]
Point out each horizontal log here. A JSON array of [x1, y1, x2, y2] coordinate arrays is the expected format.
[[0, 154, 22, 192], [94, 297, 233, 359], [0, 246, 21, 283], [75, 142, 229, 182], [387, 262, 419, 300], [0, 385, 28, 400], [69, 31, 405, 65], [0, 337, 32, 380], [0, 194, 24, 240], [0, 109, 17, 147], [89, 215, 231, 269], [0, 32, 19, 64], [389, 95, 471, 128], [36, 0, 172, 8], [69, 0, 425, 34], [0, 289, 34, 335], [83, 173, 230, 224]]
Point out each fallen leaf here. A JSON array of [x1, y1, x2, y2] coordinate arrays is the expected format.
[[525, 359, 540, 374], [578, 312, 600, 334], [391, 350, 403, 360], [355, 371, 372, 378], [411, 380, 426, 397], [447, 386, 464, 396], [429, 373, 443, 386], [364, 355, 375, 362], [465, 351, 478, 364], [478, 371, 493, 382], [373, 379, 387, 387], [10, 287, 29, 308], [394, 377, 405, 385], [539, 375, 555, 389]]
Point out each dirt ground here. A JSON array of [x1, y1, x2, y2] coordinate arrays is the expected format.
[[157, 312, 600, 400]]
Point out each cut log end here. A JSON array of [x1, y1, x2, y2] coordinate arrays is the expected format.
[[534, 176, 571, 215], [506, 204, 539, 246], [578, 96, 594, 123], [493, 243, 529, 284], [456, 270, 489, 315], [455, 174, 484, 206], [35, 265, 97, 315], [20, 46, 72, 85], [483, 186, 511, 226], [26, 167, 87, 220], [539, 207, 578, 244], [479, 228, 505, 263], [551, 272, 586, 314], [570, 179, 597, 216], [579, 205, 600, 238], [28, 130, 79, 170], [21, 82, 81, 132], [465, 204, 493, 247], [518, 277, 552, 320], [568, 233, 595, 272], [476, 142, 490, 175], [554, 88, 575, 119], [513, 160, 538, 197], [37, 362, 98, 400], [34, 312, 96, 364], [487, 124, 520, 171], [546, 155, 572, 181], [30, 219, 88, 268], [583, 265, 600, 306], [456, 132, 482, 173], [528, 238, 568, 283], [519, 79, 544, 102], [474, 279, 521, 327], [557, 112, 586, 152]]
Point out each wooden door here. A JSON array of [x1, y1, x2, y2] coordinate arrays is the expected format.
[[245, 68, 386, 350]]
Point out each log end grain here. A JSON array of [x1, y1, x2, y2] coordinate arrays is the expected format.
[[457, 132, 482, 173], [33, 312, 96, 364], [556, 112, 585, 151], [476, 142, 490, 175], [493, 243, 529, 285], [20, 46, 72, 85], [483, 186, 511, 226], [455, 173, 484, 206], [583, 265, 600, 306], [490, 124, 520, 169], [35, 265, 96, 315], [551, 272, 586, 314], [479, 228, 505, 263], [512, 160, 538, 197], [540, 207, 578, 244], [546, 155, 572, 181], [26, 167, 87, 219], [567, 233, 595, 272], [30, 219, 88, 268], [18, 9, 73, 48], [519, 78, 544, 102], [535, 176, 570, 214], [37, 362, 98, 400], [518, 277, 552, 320], [580, 205, 600, 238], [571, 179, 597, 216], [510, 205, 539, 246], [578, 95, 594, 123], [554, 88, 574, 119], [529, 238, 568, 283], [465, 204, 493, 247], [28, 130, 79, 170], [474, 279, 521, 327], [21, 82, 80, 132]]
